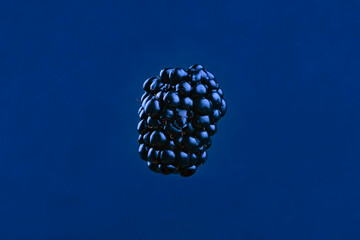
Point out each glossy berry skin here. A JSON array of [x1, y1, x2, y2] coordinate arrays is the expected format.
[[163, 91, 180, 108], [144, 98, 162, 116], [160, 150, 176, 164], [194, 98, 212, 115], [176, 82, 192, 96], [137, 64, 226, 177]]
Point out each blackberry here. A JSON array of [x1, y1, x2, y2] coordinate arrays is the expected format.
[[137, 64, 227, 177]]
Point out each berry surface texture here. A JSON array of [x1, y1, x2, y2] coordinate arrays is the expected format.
[[137, 64, 227, 177]]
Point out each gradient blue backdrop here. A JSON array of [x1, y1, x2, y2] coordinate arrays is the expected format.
[[1, 0, 360, 239]]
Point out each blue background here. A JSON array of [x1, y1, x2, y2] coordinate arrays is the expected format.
[[1, 0, 360, 239]]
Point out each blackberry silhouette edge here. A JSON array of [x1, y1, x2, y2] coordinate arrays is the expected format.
[[137, 64, 227, 177]]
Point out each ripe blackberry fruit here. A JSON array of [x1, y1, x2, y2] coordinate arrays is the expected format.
[[137, 64, 226, 177]]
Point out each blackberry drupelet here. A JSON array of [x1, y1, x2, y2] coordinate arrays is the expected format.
[[137, 64, 227, 177]]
